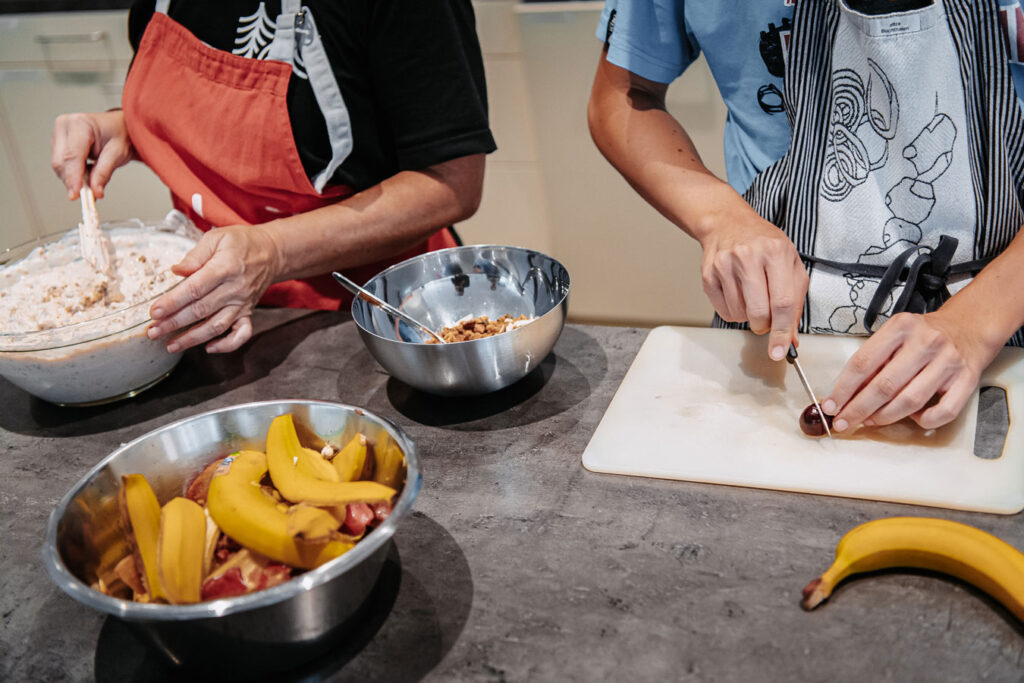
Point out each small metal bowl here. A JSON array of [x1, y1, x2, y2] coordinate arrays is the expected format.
[[43, 400, 421, 675], [351, 245, 570, 396]]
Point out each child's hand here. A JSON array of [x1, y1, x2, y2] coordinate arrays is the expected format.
[[821, 309, 993, 431]]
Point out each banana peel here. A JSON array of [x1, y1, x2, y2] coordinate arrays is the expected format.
[[372, 431, 405, 490], [286, 503, 342, 543], [118, 474, 166, 602], [332, 434, 369, 482], [267, 415, 397, 506], [298, 447, 340, 482], [803, 517, 1024, 622], [202, 509, 220, 577], [207, 449, 354, 569], [157, 497, 206, 604]]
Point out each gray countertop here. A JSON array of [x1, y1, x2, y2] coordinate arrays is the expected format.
[[1, 309, 1022, 682]]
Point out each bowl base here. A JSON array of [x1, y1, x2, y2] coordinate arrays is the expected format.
[[48, 367, 175, 407]]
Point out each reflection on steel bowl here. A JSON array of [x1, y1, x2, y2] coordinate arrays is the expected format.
[[43, 400, 420, 676], [0, 213, 198, 406], [351, 244, 570, 396]]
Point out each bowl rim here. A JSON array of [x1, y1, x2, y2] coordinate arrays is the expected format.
[[350, 243, 570, 346], [42, 399, 422, 621], [0, 219, 197, 352]]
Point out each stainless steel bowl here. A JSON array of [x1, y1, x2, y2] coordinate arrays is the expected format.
[[351, 245, 570, 396], [43, 400, 420, 674]]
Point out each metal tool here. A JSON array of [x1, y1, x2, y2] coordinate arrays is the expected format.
[[786, 343, 832, 438], [331, 271, 446, 344]]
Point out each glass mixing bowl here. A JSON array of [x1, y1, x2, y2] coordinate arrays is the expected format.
[[0, 212, 199, 406]]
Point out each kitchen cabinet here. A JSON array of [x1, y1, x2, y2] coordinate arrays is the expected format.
[[0, 11, 170, 251], [0, 105, 33, 248]]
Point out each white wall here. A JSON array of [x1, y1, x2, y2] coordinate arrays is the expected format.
[[462, 1, 725, 327]]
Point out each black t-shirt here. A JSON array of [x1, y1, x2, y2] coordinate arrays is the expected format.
[[128, 1, 496, 192]]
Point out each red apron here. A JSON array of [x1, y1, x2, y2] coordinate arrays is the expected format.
[[121, 8, 456, 310]]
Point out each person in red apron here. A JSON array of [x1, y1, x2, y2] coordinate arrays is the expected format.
[[52, 0, 495, 353], [589, 0, 1024, 432]]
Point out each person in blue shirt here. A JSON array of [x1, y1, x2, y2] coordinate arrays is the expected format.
[[588, 0, 1024, 433]]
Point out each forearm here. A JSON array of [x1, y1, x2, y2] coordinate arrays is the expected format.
[[587, 52, 754, 244], [262, 153, 485, 282], [936, 225, 1024, 355]]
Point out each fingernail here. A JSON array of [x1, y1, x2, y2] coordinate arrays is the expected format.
[[151, 308, 164, 319], [822, 399, 836, 415], [147, 326, 160, 339], [770, 345, 785, 361], [167, 342, 179, 353], [833, 418, 849, 433], [863, 418, 875, 427]]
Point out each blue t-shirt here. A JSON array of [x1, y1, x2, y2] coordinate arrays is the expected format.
[[597, 0, 1024, 195]]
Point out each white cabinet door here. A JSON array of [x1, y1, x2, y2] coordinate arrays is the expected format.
[[0, 69, 172, 240], [0, 97, 34, 251], [0, 11, 172, 250]]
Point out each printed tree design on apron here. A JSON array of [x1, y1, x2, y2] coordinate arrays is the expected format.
[[234, 3, 307, 79]]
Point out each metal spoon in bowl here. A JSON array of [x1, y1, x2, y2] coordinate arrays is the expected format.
[[331, 271, 446, 344]]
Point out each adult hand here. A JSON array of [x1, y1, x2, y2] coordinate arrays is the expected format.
[[821, 310, 994, 432], [699, 215, 809, 361], [147, 225, 283, 354], [51, 110, 135, 200]]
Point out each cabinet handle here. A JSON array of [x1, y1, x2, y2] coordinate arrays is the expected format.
[[34, 30, 108, 45], [34, 30, 114, 76]]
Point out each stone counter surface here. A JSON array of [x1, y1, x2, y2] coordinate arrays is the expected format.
[[1, 310, 1021, 682]]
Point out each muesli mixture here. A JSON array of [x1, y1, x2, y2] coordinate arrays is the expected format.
[[426, 314, 534, 343], [0, 230, 190, 336]]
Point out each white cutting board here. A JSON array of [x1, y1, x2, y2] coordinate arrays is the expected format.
[[582, 327, 1024, 514]]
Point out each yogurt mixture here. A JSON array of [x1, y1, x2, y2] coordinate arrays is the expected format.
[[0, 229, 194, 340], [0, 226, 196, 405]]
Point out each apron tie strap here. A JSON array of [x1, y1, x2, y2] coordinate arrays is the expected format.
[[799, 234, 989, 332]]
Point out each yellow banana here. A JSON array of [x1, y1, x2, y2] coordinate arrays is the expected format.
[[157, 497, 206, 604], [118, 474, 166, 602], [266, 415, 397, 506], [207, 449, 353, 569], [332, 434, 369, 482], [802, 517, 1024, 621]]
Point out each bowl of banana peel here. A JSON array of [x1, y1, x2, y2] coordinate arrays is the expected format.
[[43, 400, 419, 675]]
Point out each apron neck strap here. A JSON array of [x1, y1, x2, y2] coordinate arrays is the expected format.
[[154, 0, 170, 14], [267, 3, 353, 193]]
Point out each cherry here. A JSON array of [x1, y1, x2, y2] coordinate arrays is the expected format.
[[799, 403, 834, 437]]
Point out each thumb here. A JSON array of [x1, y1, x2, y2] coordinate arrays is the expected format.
[[172, 232, 219, 276]]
